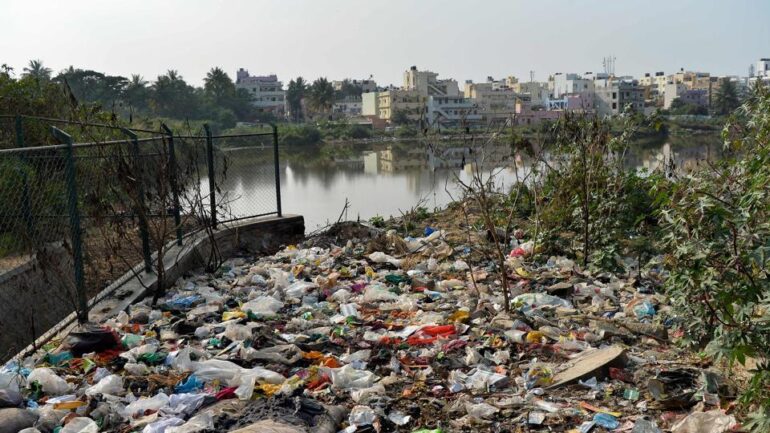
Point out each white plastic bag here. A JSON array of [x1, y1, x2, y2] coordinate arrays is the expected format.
[[166, 413, 214, 433], [86, 374, 123, 396], [60, 417, 99, 433], [123, 393, 170, 418], [27, 368, 70, 396], [241, 296, 284, 316], [367, 252, 401, 267], [330, 365, 377, 390]]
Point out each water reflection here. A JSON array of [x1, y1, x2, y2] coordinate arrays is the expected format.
[[213, 137, 720, 231]]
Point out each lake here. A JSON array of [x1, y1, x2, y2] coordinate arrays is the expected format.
[[208, 136, 722, 231]]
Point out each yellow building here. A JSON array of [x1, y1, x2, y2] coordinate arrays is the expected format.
[[377, 89, 425, 122]]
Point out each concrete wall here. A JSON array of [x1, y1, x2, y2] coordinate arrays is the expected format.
[[2, 215, 305, 363], [0, 243, 78, 359]]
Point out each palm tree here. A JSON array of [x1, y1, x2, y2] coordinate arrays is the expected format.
[[286, 77, 307, 122], [308, 77, 334, 116], [712, 79, 740, 116], [125, 74, 149, 111], [203, 67, 235, 105], [22, 59, 52, 81]]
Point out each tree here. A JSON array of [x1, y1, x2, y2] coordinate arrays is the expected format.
[[669, 98, 708, 116], [391, 109, 410, 125], [151, 70, 198, 118], [203, 67, 235, 105], [22, 59, 52, 82], [712, 79, 740, 115], [286, 77, 307, 122], [124, 74, 149, 112], [308, 77, 334, 116]]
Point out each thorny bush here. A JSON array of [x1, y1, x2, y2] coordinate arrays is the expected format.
[[657, 83, 770, 431]]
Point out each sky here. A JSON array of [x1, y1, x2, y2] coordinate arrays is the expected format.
[[1, 0, 768, 87]]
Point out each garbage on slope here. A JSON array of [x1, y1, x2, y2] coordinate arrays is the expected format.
[[0, 219, 742, 432]]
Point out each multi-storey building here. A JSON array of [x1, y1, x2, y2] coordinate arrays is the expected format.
[[463, 80, 518, 123], [403, 66, 460, 97], [550, 73, 595, 98], [594, 78, 644, 116], [235, 69, 285, 113], [376, 89, 425, 123], [426, 95, 482, 127]]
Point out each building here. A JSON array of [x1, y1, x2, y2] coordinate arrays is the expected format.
[[550, 73, 595, 98], [403, 66, 460, 97], [511, 81, 550, 106], [376, 89, 425, 123], [361, 92, 379, 116], [513, 100, 561, 126], [594, 79, 644, 116], [426, 95, 482, 127], [332, 96, 363, 117], [546, 93, 594, 112], [639, 72, 667, 104], [756, 58, 770, 78], [463, 80, 518, 123], [332, 79, 378, 94], [664, 82, 709, 109], [235, 69, 285, 113]]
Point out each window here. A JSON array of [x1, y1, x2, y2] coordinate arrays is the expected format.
[[612, 102, 617, 109], [612, 92, 617, 99]]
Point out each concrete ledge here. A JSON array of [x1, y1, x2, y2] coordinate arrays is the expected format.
[[9, 214, 304, 363]]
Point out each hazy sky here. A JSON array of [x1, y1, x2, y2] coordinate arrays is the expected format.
[[2, 0, 768, 87]]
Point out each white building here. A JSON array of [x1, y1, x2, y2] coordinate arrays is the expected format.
[[332, 97, 363, 116], [551, 73, 594, 98], [235, 69, 285, 113], [756, 58, 770, 78], [426, 95, 482, 127]]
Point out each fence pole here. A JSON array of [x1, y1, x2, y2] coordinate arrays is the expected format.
[[51, 127, 88, 324], [161, 124, 183, 246], [121, 128, 153, 273], [204, 124, 217, 230], [272, 124, 282, 217], [16, 116, 35, 238]]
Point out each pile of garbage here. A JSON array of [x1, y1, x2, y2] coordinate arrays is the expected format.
[[0, 223, 742, 432]]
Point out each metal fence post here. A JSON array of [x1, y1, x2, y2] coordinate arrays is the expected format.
[[204, 124, 217, 230], [16, 116, 35, 238], [51, 127, 88, 324], [161, 124, 183, 246], [121, 128, 153, 273], [272, 124, 282, 217]]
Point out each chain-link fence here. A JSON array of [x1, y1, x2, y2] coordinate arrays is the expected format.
[[0, 116, 280, 359]]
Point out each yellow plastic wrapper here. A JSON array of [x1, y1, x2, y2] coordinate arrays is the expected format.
[[222, 311, 247, 321], [258, 383, 281, 396], [525, 331, 546, 344], [448, 310, 470, 323]]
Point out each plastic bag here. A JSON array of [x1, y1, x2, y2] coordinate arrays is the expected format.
[[166, 413, 214, 433], [27, 368, 70, 396], [671, 410, 736, 433], [349, 405, 377, 426], [85, 374, 123, 396], [465, 402, 499, 420], [284, 281, 317, 299], [363, 285, 399, 302], [239, 344, 303, 365], [367, 252, 402, 267], [512, 293, 572, 312], [65, 326, 120, 357], [163, 393, 206, 417], [330, 365, 377, 390], [142, 417, 184, 433], [241, 296, 284, 316], [60, 417, 99, 433], [123, 393, 170, 417]]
